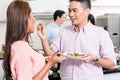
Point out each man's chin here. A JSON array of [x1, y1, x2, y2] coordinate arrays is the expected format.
[[71, 23, 76, 26]]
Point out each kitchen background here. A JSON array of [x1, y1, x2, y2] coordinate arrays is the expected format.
[[1, 0, 120, 80], [0, 0, 120, 50]]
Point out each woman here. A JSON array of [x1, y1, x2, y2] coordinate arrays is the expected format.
[[3, 1, 62, 80]]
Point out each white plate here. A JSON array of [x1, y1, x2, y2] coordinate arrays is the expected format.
[[63, 52, 85, 59]]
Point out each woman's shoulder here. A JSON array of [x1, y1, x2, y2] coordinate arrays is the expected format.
[[11, 41, 31, 53], [11, 41, 33, 58], [12, 41, 29, 48]]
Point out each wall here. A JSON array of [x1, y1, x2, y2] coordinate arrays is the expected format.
[[29, 0, 68, 12], [91, 0, 120, 6], [0, 0, 120, 21], [0, 0, 11, 21], [91, 6, 120, 18], [0, 0, 68, 21], [0, 22, 6, 50]]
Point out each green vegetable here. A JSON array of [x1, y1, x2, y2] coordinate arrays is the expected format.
[[74, 53, 84, 56]]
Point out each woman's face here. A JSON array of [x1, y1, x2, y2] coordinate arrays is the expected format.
[[27, 12, 36, 33]]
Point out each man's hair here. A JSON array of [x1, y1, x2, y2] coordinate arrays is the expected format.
[[69, 0, 91, 10], [53, 10, 65, 21]]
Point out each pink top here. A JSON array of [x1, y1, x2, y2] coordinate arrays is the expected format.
[[10, 41, 48, 80], [52, 22, 116, 80]]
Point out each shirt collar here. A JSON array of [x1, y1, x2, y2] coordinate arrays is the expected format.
[[72, 21, 93, 34], [53, 22, 62, 27]]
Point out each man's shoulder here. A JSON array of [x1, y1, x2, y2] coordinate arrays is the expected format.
[[63, 25, 74, 29], [46, 23, 54, 28], [91, 25, 106, 31], [59, 25, 74, 33], [91, 25, 109, 35]]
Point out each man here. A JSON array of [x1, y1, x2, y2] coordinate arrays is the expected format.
[[38, 0, 116, 80], [46, 10, 66, 42], [45, 10, 66, 79]]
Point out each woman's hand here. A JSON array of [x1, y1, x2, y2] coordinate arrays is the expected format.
[[46, 51, 62, 66], [33, 51, 62, 80], [37, 22, 47, 40]]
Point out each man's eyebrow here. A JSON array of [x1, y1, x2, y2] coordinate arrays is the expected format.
[[68, 8, 78, 10]]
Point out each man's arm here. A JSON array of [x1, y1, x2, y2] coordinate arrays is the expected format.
[[96, 58, 115, 69]]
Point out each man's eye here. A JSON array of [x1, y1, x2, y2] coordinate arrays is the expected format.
[[73, 10, 77, 12], [68, 10, 71, 12]]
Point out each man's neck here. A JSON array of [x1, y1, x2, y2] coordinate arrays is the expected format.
[[55, 20, 61, 25], [75, 20, 88, 31]]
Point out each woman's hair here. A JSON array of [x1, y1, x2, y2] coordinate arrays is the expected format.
[[88, 14, 95, 25], [3, 0, 31, 80]]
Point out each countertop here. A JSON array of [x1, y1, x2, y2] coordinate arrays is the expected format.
[[104, 72, 120, 80]]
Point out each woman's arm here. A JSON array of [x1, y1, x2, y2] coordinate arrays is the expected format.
[[37, 23, 53, 56], [33, 51, 62, 80]]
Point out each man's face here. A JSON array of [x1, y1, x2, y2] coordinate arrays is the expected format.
[[58, 14, 66, 25], [68, 1, 89, 26]]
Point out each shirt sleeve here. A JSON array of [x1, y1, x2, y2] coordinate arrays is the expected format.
[[46, 26, 52, 41], [99, 31, 116, 64], [51, 29, 63, 53], [11, 44, 33, 80]]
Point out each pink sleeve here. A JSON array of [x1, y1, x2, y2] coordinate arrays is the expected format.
[[11, 44, 33, 80]]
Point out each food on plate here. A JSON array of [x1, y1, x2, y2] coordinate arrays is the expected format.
[[67, 53, 84, 56]]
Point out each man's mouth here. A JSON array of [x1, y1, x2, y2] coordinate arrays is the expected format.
[[71, 18, 76, 21]]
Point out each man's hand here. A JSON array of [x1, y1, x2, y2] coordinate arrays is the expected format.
[[77, 52, 97, 63]]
